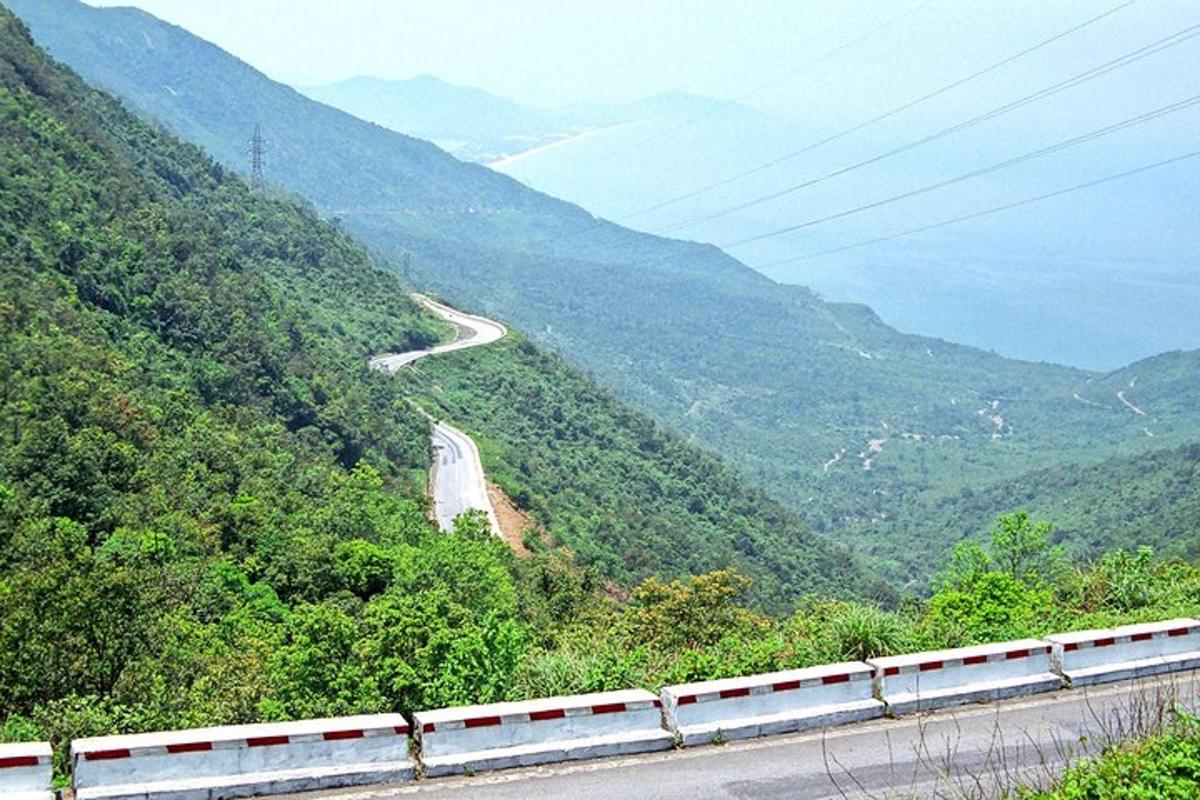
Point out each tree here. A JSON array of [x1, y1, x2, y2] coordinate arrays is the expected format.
[[629, 570, 768, 651], [261, 603, 384, 720], [942, 511, 1064, 591], [451, 509, 493, 542], [990, 511, 1063, 587], [928, 571, 1051, 646]]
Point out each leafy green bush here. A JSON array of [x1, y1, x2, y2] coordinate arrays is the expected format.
[[928, 572, 1052, 647], [1019, 714, 1200, 799]]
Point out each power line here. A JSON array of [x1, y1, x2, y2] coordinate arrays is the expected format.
[[522, 0, 943, 249], [755, 148, 1200, 267], [616, 0, 1137, 224], [722, 92, 1200, 248], [654, 19, 1200, 235], [584, 0, 941, 169]]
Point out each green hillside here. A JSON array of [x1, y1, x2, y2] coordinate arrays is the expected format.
[[8, 4, 1200, 791], [864, 441, 1200, 580], [12, 0, 1200, 582], [402, 335, 890, 608], [0, 2, 873, 750], [0, 3, 523, 740]]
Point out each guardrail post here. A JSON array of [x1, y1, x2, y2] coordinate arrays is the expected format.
[[1046, 618, 1200, 687], [71, 714, 413, 800], [868, 639, 1062, 716], [660, 661, 881, 746]]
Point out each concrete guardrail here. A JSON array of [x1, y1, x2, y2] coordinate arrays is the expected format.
[[413, 689, 673, 777], [71, 714, 413, 800], [0, 742, 53, 800], [49, 616, 1200, 793], [869, 639, 1061, 716], [1046, 617, 1200, 688], [660, 661, 882, 746]]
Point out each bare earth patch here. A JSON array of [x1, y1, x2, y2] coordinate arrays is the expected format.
[[487, 481, 537, 557]]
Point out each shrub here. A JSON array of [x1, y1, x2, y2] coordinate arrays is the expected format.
[[828, 603, 915, 661], [1019, 713, 1200, 799]]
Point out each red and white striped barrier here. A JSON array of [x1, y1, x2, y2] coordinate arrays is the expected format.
[[413, 689, 673, 777], [71, 714, 413, 800], [0, 742, 52, 800], [42, 617, 1200, 793], [660, 661, 882, 746], [869, 639, 1062, 716], [1046, 618, 1200, 687]]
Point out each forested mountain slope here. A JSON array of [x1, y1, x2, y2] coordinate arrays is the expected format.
[[300, 74, 770, 165], [0, 15, 871, 756], [401, 335, 888, 607], [0, 3, 517, 743], [13, 0, 1200, 582], [867, 441, 1200, 578], [0, 10, 883, 761], [9, 5, 1200, 787]]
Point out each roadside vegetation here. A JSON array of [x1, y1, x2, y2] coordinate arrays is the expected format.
[[508, 512, 1200, 699], [1016, 713, 1200, 800], [4, 9, 1200, 790]]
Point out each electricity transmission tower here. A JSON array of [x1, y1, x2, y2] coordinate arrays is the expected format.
[[248, 123, 265, 190]]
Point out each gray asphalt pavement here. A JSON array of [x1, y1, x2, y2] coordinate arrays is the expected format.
[[430, 419, 501, 534], [368, 294, 506, 373]]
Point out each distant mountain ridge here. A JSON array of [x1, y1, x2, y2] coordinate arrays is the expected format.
[[300, 74, 767, 164], [13, 0, 1200, 584], [878, 440, 1200, 569], [302, 74, 543, 161]]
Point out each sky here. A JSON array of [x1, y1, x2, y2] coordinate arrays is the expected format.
[[82, 0, 1198, 114]]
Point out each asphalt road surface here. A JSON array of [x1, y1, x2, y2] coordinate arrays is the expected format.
[[368, 294, 507, 372], [284, 671, 1200, 800], [430, 418, 501, 534], [369, 294, 505, 533]]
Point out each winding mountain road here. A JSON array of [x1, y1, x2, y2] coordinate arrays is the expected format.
[[369, 294, 507, 372], [371, 294, 506, 534]]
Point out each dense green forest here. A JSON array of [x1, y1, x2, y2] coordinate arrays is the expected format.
[[0, 1, 523, 751], [13, 0, 1200, 585], [0, 0, 892, 614], [403, 335, 887, 608], [5, 6, 1200, 791], [861, 442, 1200, 579], [0, 6, 871, 769]]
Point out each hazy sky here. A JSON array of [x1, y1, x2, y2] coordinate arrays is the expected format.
[[72, 0, 1200, 367], [82, 0, 1199, 113]]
